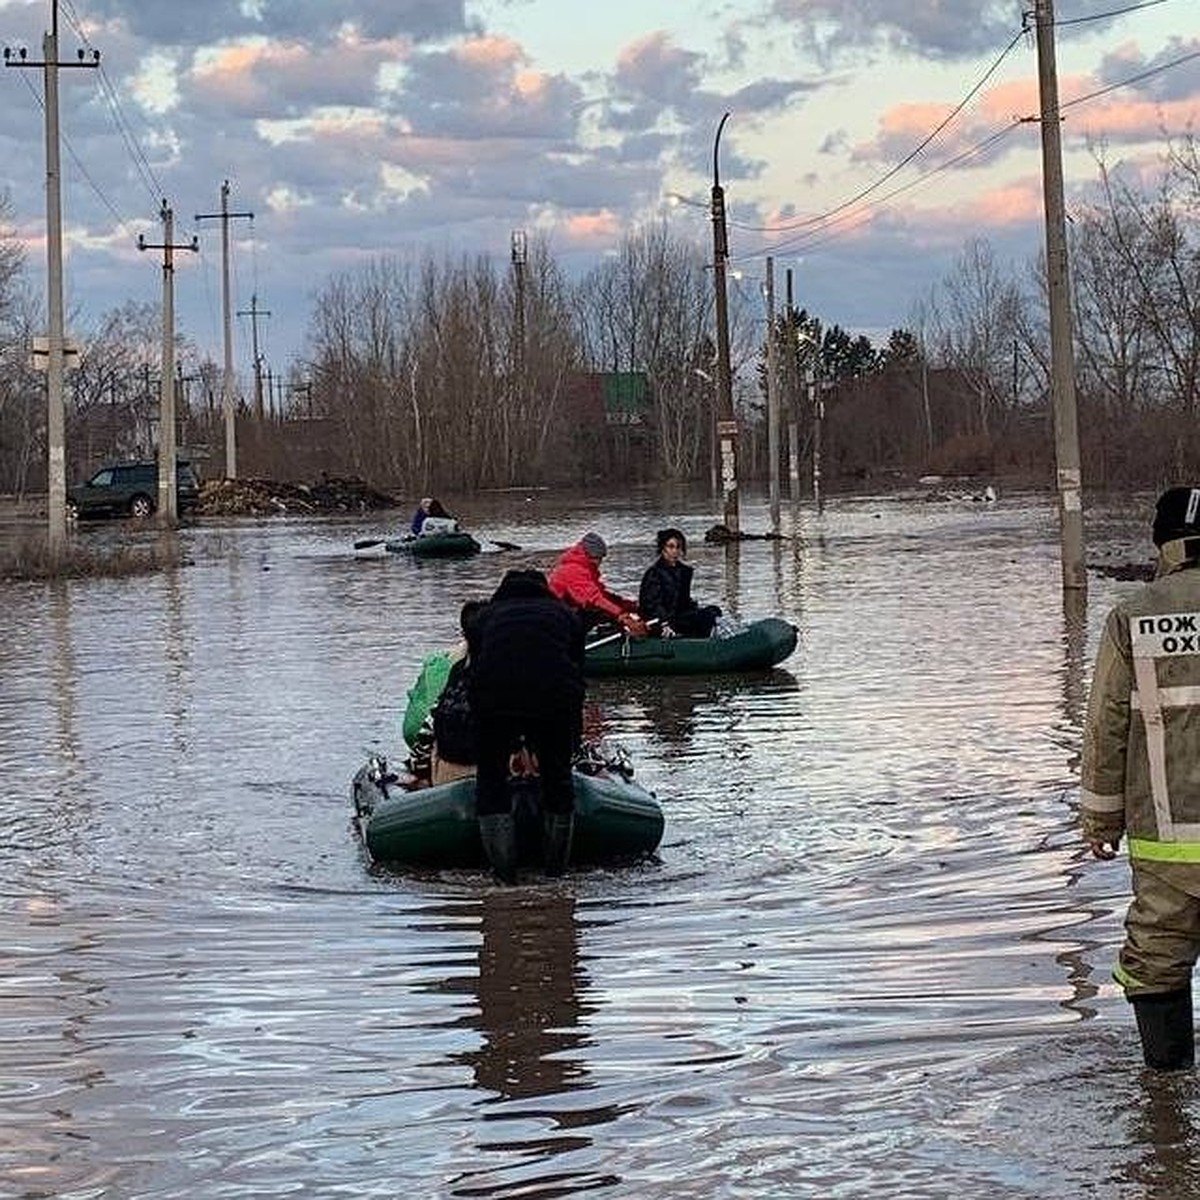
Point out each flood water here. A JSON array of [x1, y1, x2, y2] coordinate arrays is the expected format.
[[3, 486, 1198, 1199]]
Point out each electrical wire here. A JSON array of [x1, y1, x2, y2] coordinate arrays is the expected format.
[[729, 28, 1027, 235], [1056, 0, 1172, 28], [733, 13, 1197, 260]]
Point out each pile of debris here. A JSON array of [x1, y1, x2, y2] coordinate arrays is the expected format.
[[195, 475, 399, 517]]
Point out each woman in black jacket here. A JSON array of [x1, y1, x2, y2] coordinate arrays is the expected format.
[[638, 528, 722, 638]]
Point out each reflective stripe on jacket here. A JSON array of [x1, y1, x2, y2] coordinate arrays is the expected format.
[[1081, 554, 1200, 882]]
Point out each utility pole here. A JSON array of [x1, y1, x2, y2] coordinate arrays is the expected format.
[[1033, 0, 1086, 592], [785, 269, 800, 504], [711, 111, 739, 535], [764, 257, 780, 531], [511, 229, 527, 384], [195, 181, 253, 478], [236, 293, 270, 422], [138, 200, 197, 526], [4, 3, 98, 559]]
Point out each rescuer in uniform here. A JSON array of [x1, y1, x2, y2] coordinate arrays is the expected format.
[[1082, 487, 1200, 1069]]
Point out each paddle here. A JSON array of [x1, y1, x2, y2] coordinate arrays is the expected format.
[[586, 617, 660, 651]]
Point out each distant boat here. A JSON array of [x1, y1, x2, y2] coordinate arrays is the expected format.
[[353, 516, 482, 560]]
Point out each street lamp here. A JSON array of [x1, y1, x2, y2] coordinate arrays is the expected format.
[[710, 111, 739, 534]]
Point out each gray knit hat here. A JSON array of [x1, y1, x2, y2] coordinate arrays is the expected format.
[[580, 531, 607, 560]]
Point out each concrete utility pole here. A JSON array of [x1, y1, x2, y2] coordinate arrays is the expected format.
[[4, 2, 98, 559], [195, 181, 253, 478], [764, 256, 780, 532], [511, 229, 527, 388], [138, 200, 198, 526], [1033, 0, 1086, 592], [785, 269, 800, 504], [710, 111, 739, 535], [237, 293, 270, 421]]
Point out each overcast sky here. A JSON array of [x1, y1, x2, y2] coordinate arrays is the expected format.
[[0, 0, 1196, 390]]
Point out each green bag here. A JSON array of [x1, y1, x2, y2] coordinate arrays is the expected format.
[[402, 651, 453, 748]]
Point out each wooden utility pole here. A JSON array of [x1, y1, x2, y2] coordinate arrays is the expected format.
[[1033, 0, 1086, 591], [711, 112, 739, 534], [138, 201, 197, 526], [195, 181, 253, 478], [765, 256, 780, 532], [4, 3, 98, 558]]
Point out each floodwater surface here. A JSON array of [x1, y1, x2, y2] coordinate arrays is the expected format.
[[2, 487, 1195, 1198]]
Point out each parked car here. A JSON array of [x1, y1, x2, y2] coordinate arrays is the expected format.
[[67, 460, 201, 520]]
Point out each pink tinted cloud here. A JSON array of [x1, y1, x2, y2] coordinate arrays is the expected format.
[[560, 211, 623, 245], [456, 34, 523, 72]]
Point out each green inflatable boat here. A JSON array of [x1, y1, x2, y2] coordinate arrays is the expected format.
[[351, 755, 665, 869], [584, 616, 797, 678], [384, 530, 481, 558]]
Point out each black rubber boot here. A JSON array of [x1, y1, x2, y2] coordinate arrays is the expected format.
[[1133, 989, 1195, 1070], [542, 812, 574, 878], [478, 813, 518, 885]]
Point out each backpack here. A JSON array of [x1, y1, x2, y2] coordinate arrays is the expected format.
[[431, 660, 477, 765]]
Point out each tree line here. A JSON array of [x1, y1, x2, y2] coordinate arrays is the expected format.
[[0, 132, 1197, 498]]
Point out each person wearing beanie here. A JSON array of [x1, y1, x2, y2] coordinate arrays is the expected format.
[[1082, 486, 1200, 1070], [637, 527, 723, 639], [547, 533, 647, 637]]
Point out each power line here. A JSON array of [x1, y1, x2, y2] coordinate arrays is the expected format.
[[1056, 0, 1172, 28], [730, 29, 1027, 235], [736, 19, 1198, 260]]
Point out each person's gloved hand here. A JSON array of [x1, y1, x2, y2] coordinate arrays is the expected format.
[[661, 622, 676, 639], [619, 612, 649, 638]]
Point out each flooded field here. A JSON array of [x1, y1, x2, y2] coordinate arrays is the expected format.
[[2, 486, 1196, 1198]]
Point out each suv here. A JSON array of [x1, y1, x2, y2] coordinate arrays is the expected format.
[[67, 460, 201, 520]]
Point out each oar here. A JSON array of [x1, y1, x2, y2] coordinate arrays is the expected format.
[[354, 537, 385, 551], [586, 617, 660, 652]]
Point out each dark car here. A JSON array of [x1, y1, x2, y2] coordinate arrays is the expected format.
[[67, 460, 201, 520]]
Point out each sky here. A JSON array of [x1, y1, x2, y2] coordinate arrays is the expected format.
[[0, 0, 1196, 395]]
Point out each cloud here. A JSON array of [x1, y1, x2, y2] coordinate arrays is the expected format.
[[71, 0, 466, 46], [1096, 36, 1200, 104], [766, 0, 1153, 62]]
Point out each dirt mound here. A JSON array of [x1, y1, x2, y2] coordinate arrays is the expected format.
[[195, 475, 399, 516]]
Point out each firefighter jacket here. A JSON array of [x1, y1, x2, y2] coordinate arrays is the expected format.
[[1081, 545, 1200, 894]]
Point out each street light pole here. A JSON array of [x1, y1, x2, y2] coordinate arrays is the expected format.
[[711, 111, 739, 535]]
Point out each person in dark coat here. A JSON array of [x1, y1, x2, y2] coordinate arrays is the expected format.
[[468, 569, 586, 881], [638, 528, 722, 638]]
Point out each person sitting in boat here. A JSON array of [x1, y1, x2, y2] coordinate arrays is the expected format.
[[405, 599, 487, 784], [469, 568, 586, 882], [638, 527, 722, 639], [547, 532, 648, 638], [411, 496, 451, 535]]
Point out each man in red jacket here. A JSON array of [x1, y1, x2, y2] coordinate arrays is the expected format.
[[548, 532, 647, 636]]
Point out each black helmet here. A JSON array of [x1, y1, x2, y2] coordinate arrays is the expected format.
[[1152, 487, 1200, 547]]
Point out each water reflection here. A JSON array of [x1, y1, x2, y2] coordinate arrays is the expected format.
[[457, 887, 593, 1103], [50, 582, 80, 771], [1123, 1075, 1200, 1197], [615, 670, 800, 749]]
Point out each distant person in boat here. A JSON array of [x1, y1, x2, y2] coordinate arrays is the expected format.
[[638, 527, 722, 639], [1082, 486, 1200, 1071], [407, 599, 488, 787], [469, 568, 586, 882], [548, 532, 648, 637], [411, 496, 451, 535]]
